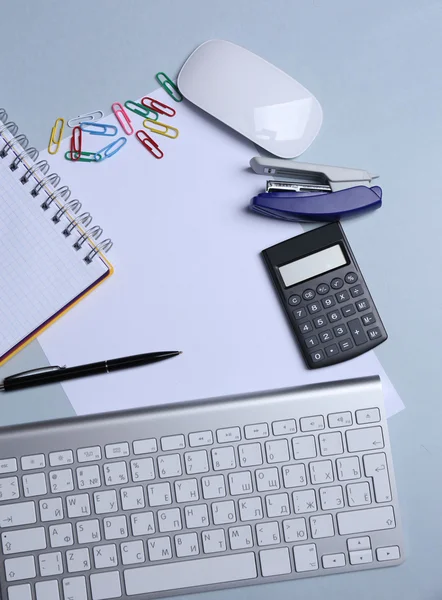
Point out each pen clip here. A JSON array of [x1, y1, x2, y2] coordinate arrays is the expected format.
[[4, 365, 66, 382]]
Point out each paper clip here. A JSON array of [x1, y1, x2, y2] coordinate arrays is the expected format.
[[155, 72, 183, 102], [80, 122, 118, 136], [141, 97, 176, 117], [95, 136, 127, 161], [143, 119, 179, 139], [67, 110, 104, 128], [136, 130, 164, 159], [70, 126, 82, 161], [65, 151, 103, 162], [124, 100, 158, 121], [111, 102, 134, 135], [48, 118, 65, 155]]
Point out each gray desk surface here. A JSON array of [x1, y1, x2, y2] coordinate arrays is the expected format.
[[2, 0, 441, 597]]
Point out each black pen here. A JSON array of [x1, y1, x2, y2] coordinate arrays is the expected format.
[[0, 351, 182, 392]]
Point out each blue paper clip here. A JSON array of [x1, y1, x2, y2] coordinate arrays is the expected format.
[[94, 137, 127, 161], [80, 122, 118, 136]]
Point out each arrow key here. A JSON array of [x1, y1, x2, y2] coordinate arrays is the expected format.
[[349, 549, 373, 565], [346, 426, 384, 453], [322, 553, 346, 569], [376, 546, 401, 561], [347, 536, 371, 551]]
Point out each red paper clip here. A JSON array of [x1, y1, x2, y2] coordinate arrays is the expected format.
[[136, 130, 164, 159], [141, 97, 176, 118], [70, 126, 82, 161], [111, 102, 134, 135]]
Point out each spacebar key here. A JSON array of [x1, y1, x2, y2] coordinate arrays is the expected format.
[[124, 553, 257, 595]]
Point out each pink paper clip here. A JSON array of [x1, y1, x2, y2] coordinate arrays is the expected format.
[[111, 102, 134, 135], [141, 96, 176, 117], [136, 130, 164, 159], [70, 126, 82, 161]]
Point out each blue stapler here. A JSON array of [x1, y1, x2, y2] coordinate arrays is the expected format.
[[249, 157, 382, 222]]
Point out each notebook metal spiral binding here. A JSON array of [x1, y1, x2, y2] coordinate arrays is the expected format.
[[0, 108, 113, 264]]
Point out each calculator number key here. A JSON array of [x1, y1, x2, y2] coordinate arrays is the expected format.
[[308, 302, 321, 314], [331, 278, 344, 290], [299, 321, 313, 334], [333, 324, 347, 337], [303, 289, 315, 301], [327, 311, 341, 323], [321, 296, 335, 309], [304, 335, 319, 349], [348, 319, 368, 346], [335, 290, 350, 303], [356, 299, 370, 312], [310, 350, 325, 363], [350, 285, 364, 297], [293, 308, 307, 320], [342, 305, 356, 317], [361, 313, 376, 326], [288, 295, 302, 306], [313, 316, 327, 329], [345, 272, 358, 284], [319, 330, 333, 343]]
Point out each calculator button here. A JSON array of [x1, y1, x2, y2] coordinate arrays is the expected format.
[[367, 327, 382, 340], [345, 272, 358, 284], [339, 338, 354, 352], [333, 324, 347, 337], [303, 289, 315, 301], [335, 290, 350, 303], [331, 278, 344, 290], [313, 316, 327, 329], [304, 335, 319, 348], [341, 304, 356, 317], [361, 313, 376, 326], [356, 299, 370, 312], [308, 302, 321, 314], [325, 344, 339, 358], [316, 283, 329, 295], [310, 350, 325, 363], [348, 319, 368, 345], [299, 321, 313, 334], [321, 296, 335, 309], [288, 295, 302, 306], [293, 308, 307, 320], [327, 311, 341, 323], [350, 285, 364, 297], [319, 330, 333, 343]]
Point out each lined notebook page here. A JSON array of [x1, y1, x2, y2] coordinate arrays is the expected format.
[[0, 158, 109, 360]]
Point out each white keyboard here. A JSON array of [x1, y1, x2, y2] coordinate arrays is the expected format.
[[0, 376, 403, 600]]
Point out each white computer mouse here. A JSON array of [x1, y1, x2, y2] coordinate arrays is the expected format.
[[177, 39, 323, 159]]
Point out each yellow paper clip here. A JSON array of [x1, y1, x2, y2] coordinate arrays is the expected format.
[[143, 119, 179, 139], [48, 118, 65, 155]]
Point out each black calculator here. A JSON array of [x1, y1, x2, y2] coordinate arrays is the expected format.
[[262, 222, 387, 368]]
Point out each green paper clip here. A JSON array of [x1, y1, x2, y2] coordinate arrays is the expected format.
[[124, 100, 158, 121], [65, 150, 102, 162], [155, 72, 183, 102]]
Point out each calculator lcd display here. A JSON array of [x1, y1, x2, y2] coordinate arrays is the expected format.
[[279, 244, 347, 287]]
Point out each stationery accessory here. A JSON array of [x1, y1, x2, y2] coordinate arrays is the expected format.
[[111, 102, 134, 135], [80, 122, 118, 136], [124, 100, 158, 121], [69, 126, 82, 161], [0, 108, 113, 365], [64, 150, 103, 162], [47, 117, 65, 155], [262, 222, 387, 369], [155, 71, 184, 102], [141, 96, 176, 117], [0, 351, 182, 391], [67, 110, 104, 128], [143, 119, 179, 139], [136, 130, 164, 158], [0, 376, 403, 600], [94, 137, 127, 162], [178, 40, 323, 159]]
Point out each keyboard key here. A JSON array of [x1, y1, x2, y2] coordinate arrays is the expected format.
[[347, 482, 371, 506], [346, 426, 384, 452], [185, 505, 209, 528], [307, 302, 321, 314], [356, 298, 370, 312], [347, 536, 371, 551], [341, 304, 356, 317], [0, 458, 17, 474], [319, 486, 344, 510], [130, 512, 155, 536], [319, 330, 333, 343], [327, 310, 341, 323], [356, 407, 380, 424], [2, 526, 46, 554], [104, 461, 128, 485], [147, 482, 172, 506], [298, 321, 313, 334], [260, 547, 291, 576], [105, 442, 129, 459], [217, 428, 241, 443], [123, 553, 257, 595], [333, 324, 347, 337], [90, 571, 121, 599], [0, 477, 19, 501], [66, 548, 91, 573], [282, 464, 306, 488], [49, 469, 74, 493], [300, 415, 324, 432], [104, 515, 128, 540], [77, 447, 101, 463], [77, 465, 101, 489], [133, 438, 157, 454], [288, 294, 302, 306], [361, 312, 376, 326], [292, 490, 317, 514], [313, 316, 327, 329], [319, 432, 343, 456], [304, 335, 319, 349], [256, 467, 280, 492], [376, 546, 401, 561], [161, 435, 185, 451], [147, 536, 172, 561], [328, 411, 352, 428], [121, 485, 146, 511], [175, 532, 199, 557], [130, 457, 155, 482], [8, 584, 32, 600], [158, 507, 182, 532], [363, 452, 392, 502], [158, 454, 182, 478], [350, 284, 364, 297], [244, 423, 269, 439], [66, 494, 91, 518], [49, 450, 73, 467], [316, 283, 329, 295], [5, 556, 36, 581], [121, 540, 145, 565], [310, 514, 334, 538], [335, 290, 350, 303], [23, 473, 47, 497], [38, 551, 63, 576], [349, 549, 373, 565], [337, 456, 361, 481], [265, 440, 289, 463], [76, 519, 101, 544], [325, 344, 339, 358], [238, 443, 263, 467], [93, 544, 118, 569], [272, 419, 296, 436], [189, 431, 213, 447], [49, 523, 73, 547], [184, 450, 209, 474], [0, 501, 36, 528], [303, 289, 315, 301], [202, 475, 226, 499], [256, 521, 280, 546], [348, 318, 368, 345], [265, 493, 290, 517], [212, 500, 236, 525], [212, 447, 236, 471], [228, 525, 253, 550], [175, 478, 199, 502], [94, 490, 118, 515], [292, 436, 316, 459], [202, 528, 226, 553], [322, 553, 346, 568], [339, 338, 354, 352], [293, 543, 318, 572], [228, 471, 253, 496], [309, 460, 333, 484], [293, 308, 307, 320], [35, 580, 60, 600], [62, 577, 87, 600], [239, 497, 263, 521], [282, 518, 307, 542], [367, 326, 382, 340], [321, 296, 335, 309], [337, 506, 396, 535]]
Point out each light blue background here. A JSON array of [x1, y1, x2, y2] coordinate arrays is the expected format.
[[2, 0, 442, 597]]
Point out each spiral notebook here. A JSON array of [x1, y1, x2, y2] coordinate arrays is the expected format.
[[0, 109, 113, 365]]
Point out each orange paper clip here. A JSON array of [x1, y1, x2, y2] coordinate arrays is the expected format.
[[136, 130, 164, 159], [48, 117, 65, 155], [111, 102, 134, 135], [70, 126, 82, 161], [141, 97, 176, 117]]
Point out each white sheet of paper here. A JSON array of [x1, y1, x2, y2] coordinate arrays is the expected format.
[[39, 89, 404, 418]]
